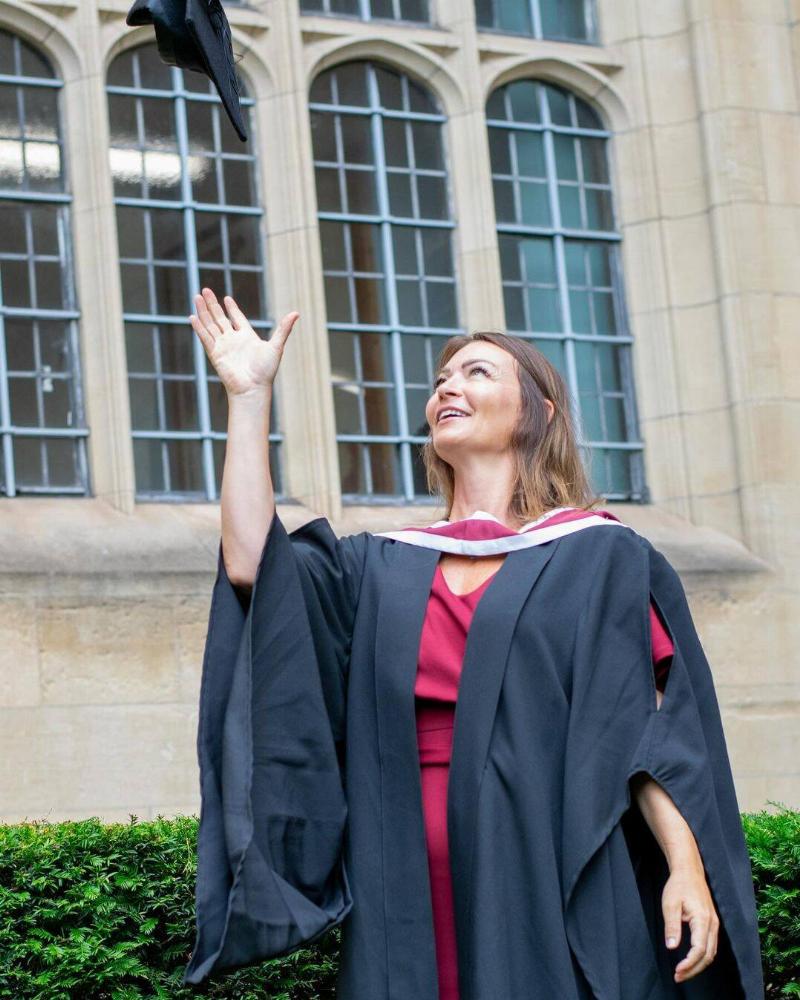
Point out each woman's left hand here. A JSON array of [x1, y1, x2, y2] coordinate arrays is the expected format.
[[662, 859, 720, 982]]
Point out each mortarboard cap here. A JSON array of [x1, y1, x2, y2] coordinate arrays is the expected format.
[[126, 0, 248, 142]]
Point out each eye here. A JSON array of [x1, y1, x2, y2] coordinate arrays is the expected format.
[[432, 364, 491, 388]]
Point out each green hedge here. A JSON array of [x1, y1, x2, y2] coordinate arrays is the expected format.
[[0, 806, 797, 999]]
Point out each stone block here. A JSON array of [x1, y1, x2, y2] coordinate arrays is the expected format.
[[0, 599, 40, 707], [38, 601, 181, 705], [660, 214, 717, 308], [758, 111, 800, 205], [0, 704, 199, 816], [640, 32, 698, 126], [650, 120, 707, 218]]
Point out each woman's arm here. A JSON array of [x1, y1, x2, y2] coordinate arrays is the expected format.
[[220, 388, 274, 590], [189, 288, 299, 588], [631, 769, 720, 983]]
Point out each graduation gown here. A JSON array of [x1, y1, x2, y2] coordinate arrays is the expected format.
[[181, 507, 765, 999]]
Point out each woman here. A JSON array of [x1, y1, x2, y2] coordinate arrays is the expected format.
[[182, 288, 764, 999]]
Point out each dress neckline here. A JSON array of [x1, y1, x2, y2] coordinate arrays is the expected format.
[[435, 561, 501, 599]]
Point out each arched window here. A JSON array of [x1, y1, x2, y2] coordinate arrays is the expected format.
[[0, 29, 87, 496], [301, 0, 430, 23], [487, 79, 643, 500], [310, 61, 458, 501], [106, 43, 278, 500], [476, 0, 596, 43]]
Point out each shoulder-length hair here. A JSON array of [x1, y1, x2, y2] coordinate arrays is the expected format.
[[421, 331, 605, 523]]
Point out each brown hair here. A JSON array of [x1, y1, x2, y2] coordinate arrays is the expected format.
[[421, 331, 605, 524]]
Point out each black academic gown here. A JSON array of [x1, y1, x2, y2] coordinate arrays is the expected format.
[[181, 510, 765, 999]]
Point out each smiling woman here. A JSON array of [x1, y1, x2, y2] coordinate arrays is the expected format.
[[183, 292, 764, 998]]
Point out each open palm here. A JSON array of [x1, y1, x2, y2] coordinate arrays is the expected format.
[[189, 287, 299, 397]]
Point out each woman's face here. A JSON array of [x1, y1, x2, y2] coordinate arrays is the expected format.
[[425, 342, 523, 459]]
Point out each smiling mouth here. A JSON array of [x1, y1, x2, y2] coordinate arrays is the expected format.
[[438, 413, 471, 423]]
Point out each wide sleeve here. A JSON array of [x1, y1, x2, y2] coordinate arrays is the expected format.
[[561, 531, 764, 999], [628, 540, 764, 997], [181, 510, 369, 987]]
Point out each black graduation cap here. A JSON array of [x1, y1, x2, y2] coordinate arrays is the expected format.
[[125, 0, 248, 142]]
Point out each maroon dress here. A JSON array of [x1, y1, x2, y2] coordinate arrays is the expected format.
[[414, 560, 674, 1000]]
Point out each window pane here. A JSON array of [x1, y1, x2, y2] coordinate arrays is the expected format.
[[515, 131, 545, 176], [411, 122, 442, 170], [167, 438, 204, 493], [227, 214, 260, 266], [341, 114, 374, 164], [23, 86, 58, 142], [544, 84, 572, 126], [476, 0, 533, 34], [540, 0, 592, 41], [520, 181, 550, 226], [345, 168, 377, 213], [554, 133, 578, 181], [489, 128, 512, 174], [301, 0, 429, 19], [508, 81, 540, 124], [421, 227, 453, 276], [400, 0, 429, 23]]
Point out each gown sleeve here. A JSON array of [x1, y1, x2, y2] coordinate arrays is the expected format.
[[561, 531, 764, 999], [181, 509, 369, 987]]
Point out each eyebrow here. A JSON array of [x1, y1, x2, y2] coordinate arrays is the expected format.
[[434, 358, 498, 379]]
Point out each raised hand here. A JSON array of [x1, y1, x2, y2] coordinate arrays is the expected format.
[[189, 287, 299, 397]]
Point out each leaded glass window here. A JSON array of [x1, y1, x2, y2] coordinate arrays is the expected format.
[[106, 43, 280, 500], [310, 61, 458, 501], [301, 0, 430, 23], [0, 30, 87, 497], [476, 0, 596, 43], [487, 79, 644, 500]]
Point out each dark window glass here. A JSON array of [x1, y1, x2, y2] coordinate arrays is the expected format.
[[487, 79, 644, 501], [300, 0, 430, 23], [0, 29, 87, 496], [311, 61, 458, 501], [106, 43, 281, 500], [476, 0, 595, 43]]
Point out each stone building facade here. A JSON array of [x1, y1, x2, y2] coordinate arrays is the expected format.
[[0, 0, 797, 822]]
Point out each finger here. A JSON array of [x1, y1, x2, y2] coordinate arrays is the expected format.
[[702, 932, 717, 969], [268, 311, 300, 354], [223, 294, 246, 331], [663, 902, 682, 950], [189, 313, 215, 356], [680, 930, 716, 981], [705, 918, 719, 966], [675, 918, 710, 978], [194, 292, 219, 334], [202, 287, 232, 332], [190, 298, 217, 342]]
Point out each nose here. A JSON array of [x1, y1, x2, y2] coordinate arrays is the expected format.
[[436, 373, 464, 395], [434, 384, 464, 407]]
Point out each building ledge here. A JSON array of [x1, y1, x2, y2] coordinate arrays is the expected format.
[[0, 497, 769, 595]]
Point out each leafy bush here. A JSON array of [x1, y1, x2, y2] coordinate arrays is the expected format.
[[0, 815, 338, 999], [744, 805, 800, 997], [0, 806, 797, 998]]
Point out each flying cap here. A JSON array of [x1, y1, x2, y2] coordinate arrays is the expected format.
[[126, 0, 248, 142]]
